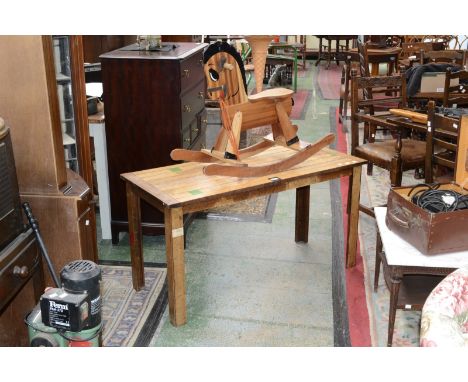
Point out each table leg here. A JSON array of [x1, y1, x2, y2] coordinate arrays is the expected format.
[[346, 166, 362, 268], [164, 207, 187, 326], [327, 38, 332, 69], [388, 274, 402, 347], [315, 37, 323, 66], [374, 230, 383, 292], [295, 186, 310, 243], [335, 39, 340, 66], [126, 182, 144, 291], [293, 47, 298, 93]]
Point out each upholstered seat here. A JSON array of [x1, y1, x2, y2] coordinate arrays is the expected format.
[[354, 139, 426, 170], [420, 267, 468, 347]]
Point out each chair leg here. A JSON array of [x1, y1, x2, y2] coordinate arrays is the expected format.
[[342, 65, 350, 121], [338, 66, 345, 119], [367, 163, 374, 176], [363, 122, 369, 144], [390, 162, 403, 187], [374, 231, 383, 292]]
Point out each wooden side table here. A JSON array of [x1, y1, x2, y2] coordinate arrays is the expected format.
[[374, 207, 468, 346]]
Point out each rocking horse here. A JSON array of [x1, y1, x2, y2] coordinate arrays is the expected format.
[[171, 36, 335, 177]]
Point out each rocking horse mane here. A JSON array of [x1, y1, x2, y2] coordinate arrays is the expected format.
[[203, 41, 248, 95]]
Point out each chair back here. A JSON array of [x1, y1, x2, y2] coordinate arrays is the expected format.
[[425, 101, 460, 182], [357, 39, 371, 77], [401, 42, 434, 61], [443, 68, 468, 107], [350, 69, 407, 151], [422, 50, 465, 66]]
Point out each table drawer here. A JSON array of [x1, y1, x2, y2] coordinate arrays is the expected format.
[[180, 80, 205, 128], [180, 51, 205, 93], [0, 229, 39, 311]]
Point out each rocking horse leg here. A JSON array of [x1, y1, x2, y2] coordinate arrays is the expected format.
[[213, 127, 229, 152], [225, 111, 243, 159], [275, 101, 298, 145]]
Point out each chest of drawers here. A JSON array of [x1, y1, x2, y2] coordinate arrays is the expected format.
[[101, 42, 207, 243]]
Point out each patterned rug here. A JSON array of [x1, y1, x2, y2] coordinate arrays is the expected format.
[[202, 125, 278, 223], [101, 265, 167, 347], [316, 65, 342, 100], [290, 90, 311, 120], [332, 107, 421, 346]]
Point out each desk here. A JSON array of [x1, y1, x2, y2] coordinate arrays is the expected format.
[[375, 207, 468, 346], [88, 111, 112, 240], [121, 145, 366, 326]]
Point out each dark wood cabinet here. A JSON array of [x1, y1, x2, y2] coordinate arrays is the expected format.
[[101, 42, 207, 243]]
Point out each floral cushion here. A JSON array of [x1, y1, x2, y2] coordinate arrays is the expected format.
[[420, 267, 468, 347]]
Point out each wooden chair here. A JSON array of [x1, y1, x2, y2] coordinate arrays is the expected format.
[[350, 70, 427, 215], [286, 35, 307, 69], [443, 68, 468, 107], [424, 101, 460, 183]]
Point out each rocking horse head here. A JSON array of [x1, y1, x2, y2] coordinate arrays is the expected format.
[[203, 41, 248, 105]]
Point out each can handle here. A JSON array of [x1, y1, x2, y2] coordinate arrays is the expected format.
[[387, 209, 410, 229]]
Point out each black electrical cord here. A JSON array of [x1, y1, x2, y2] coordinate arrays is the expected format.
[[408, 183, 468, 213]]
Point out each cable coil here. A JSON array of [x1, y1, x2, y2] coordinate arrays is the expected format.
[[407, 183, 468, 213]]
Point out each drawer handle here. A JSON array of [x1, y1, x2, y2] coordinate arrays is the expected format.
[[183, 105, 192, 113], [192, 128, 200, 134], [13, 265, 30, 279], [201, 118, 208, 124], [182, 69, 190, 78], [198, 91, 204, 99], [184, 138, 191, 143]]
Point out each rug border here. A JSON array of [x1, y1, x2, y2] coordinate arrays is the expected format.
[[329, 108, 351, 347], [99, 263, 168, 347], [330, 106, 372, 346]]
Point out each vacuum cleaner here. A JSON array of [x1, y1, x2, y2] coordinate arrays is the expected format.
[[23, 202, 102, 346]]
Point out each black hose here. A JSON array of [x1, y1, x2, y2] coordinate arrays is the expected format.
[[22, 202, 61, 287]]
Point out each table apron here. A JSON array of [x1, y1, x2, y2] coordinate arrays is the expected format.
[[185, 168, 353, 214]]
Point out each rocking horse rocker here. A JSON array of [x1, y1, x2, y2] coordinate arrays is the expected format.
[[171, 36, 335, 177]]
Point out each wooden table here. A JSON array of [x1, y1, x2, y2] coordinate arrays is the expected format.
[[375, 207, 468, 346], [314, 35, 357, 69], [121, 145, 366, 326]]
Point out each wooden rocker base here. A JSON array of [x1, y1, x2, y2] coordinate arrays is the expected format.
[[203, 133, 335, 177]]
